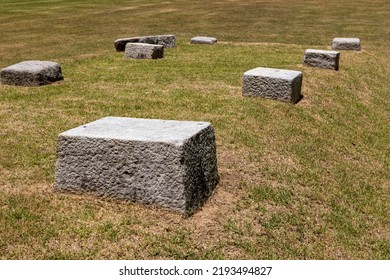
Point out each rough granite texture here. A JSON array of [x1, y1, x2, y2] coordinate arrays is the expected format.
[[190, 36, 217, 45], [243, 67, 303, 103], [124, 43, 164, 59], [54, 117, 220, 215], [332, 38, 361, 51], [304, 49, 340, 70], [115, 35, 176, 51], [0, 60, 63, 86]]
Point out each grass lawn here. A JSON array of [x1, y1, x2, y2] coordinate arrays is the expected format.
[[0, 0, 389, 259]]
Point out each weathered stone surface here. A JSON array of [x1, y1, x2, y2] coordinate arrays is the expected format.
[[243, 67, 303, 104], [115, 35, 176, 51], [124, 43, 164, 59], [0, 60, 63, 86], [332, 37, 361, 51], [304, 49, 340, 70], [190, 36, 217, 45], [55, 117, 220, 215]]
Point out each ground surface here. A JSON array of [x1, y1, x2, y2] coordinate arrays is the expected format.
[[0, 0, 389, 259]]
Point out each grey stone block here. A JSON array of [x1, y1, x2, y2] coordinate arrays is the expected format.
[[304, 49, 340, 70], [190, 36, 217, 45], [54, 117, 220, 215], [243, 67, 303, 104], [332, 37, 361, 51], [115, 35, 176, 51], [124, 43, 164, 59], [0, 60, 63, 86]]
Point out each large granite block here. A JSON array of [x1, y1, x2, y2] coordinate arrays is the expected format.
[[0, 60, 63, 86], [243, 67, 303, 103], [55, 117, 219, 215], [124, 43, 164, 59], [304, 49, 340, 70], [115, 35, 176, 51], [332, 38, 361, 51]]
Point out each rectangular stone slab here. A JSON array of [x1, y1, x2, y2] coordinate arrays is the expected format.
[[190, 36, 217, 45], [124, 43, 164, 59], [304, 49, 340, 70], [115, 35, 176, 51], [243, 67, 303, 103], [332, 38, 361, 51], [0, 60, 63, 86], [54, 117, 220, 215]]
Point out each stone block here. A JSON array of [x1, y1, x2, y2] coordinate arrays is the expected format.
[[54, 117, 220, 215], [124, 43, 164, 59], [190, 36, 217, 45], [304, 49, 340, 70], [332, 37, 361, 51], [115, 35, 176, 51], [243, 67, 303, 103], [0, 60, 63, 86]]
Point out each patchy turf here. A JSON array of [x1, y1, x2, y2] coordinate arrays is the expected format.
[[0, 0, 389, 259]]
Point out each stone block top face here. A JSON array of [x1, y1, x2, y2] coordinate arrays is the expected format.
[[244, 67, 302, 81], [126, 42, 162, 48], [190, 36, 217, 44], [115, 35, 176, 51], [305, 49, 340, 55], [332, 37, 361, 50], [333, 37, 360, 44], [0, 60, 63, 86], [60, 117, 212, 145], [2, 60, 57, 73]]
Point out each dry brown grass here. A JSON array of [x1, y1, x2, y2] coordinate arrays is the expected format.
[[1, 0, 389, 259]]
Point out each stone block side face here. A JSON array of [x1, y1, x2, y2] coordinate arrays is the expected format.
[[304, 49, 340, 70], [124, 43, 164, 59], [114, 38, 139, 52], [139, 35, 176, 48], [55, 136, 188, 213], [290, 74, 303, 104], [243, 69, 302, 104], [0, 60, 63, 86], [181, 125, 220, 215], [190, 36, 217, 45], [115, 35, 176, 51], [332, 38, 361, 51]]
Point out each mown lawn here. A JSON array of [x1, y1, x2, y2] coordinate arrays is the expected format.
[[0, 0, 389, 259]]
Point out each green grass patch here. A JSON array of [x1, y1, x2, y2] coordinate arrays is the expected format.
[[1, 0, 389, 259]]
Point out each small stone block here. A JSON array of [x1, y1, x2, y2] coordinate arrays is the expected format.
[[124, 43, 164, 59], [115, 35, 176, 51], [54, 117, 220, 215], [332, 38, 361, 51], [190, 36, 217, 45], [243, 67, 303, 103], [304, 49, 340, 70], [0, 60, 63, 86]]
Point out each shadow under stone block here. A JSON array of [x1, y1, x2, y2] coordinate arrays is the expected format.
[[243, 67, 303, 104], [0, 60, 63, 86], [54, 117, 220, 216]]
